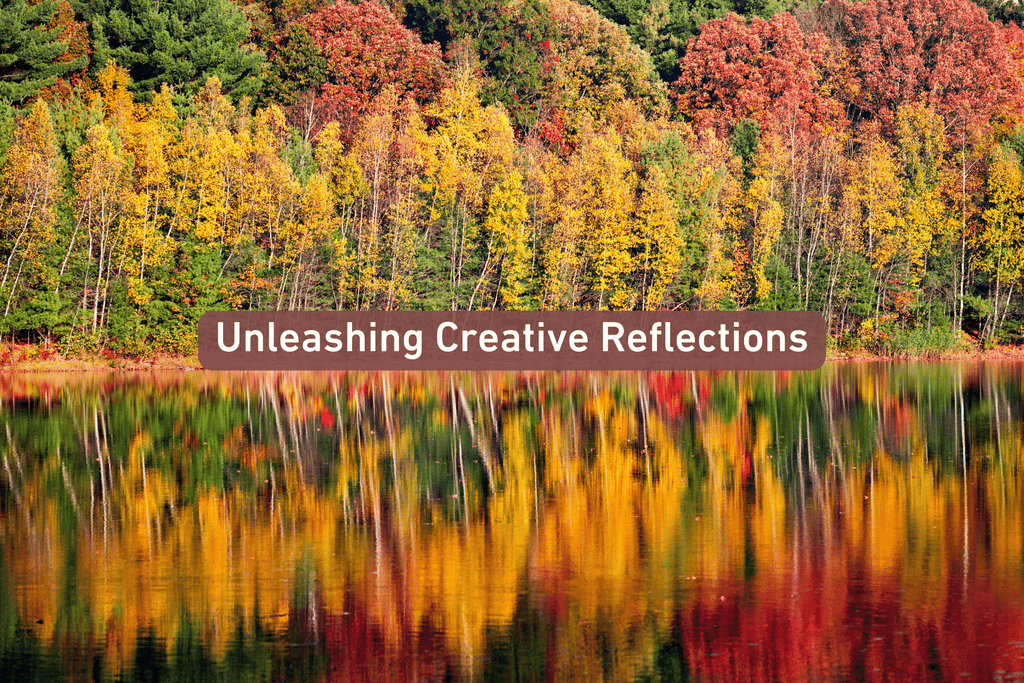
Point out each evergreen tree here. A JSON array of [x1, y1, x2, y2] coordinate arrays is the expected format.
[[0, 0, 87, 103], [403, 0, 560, 132], [79, 0, 264, 103]]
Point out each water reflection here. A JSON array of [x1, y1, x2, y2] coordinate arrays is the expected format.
[[0, 364, 1022, 682]]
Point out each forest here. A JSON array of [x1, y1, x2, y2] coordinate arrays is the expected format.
[[2, 0, 1024, 356]]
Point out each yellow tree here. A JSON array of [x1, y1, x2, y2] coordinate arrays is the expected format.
[[420, 70, 516, 310], [340, 89, 427, 309], [895, 101, 956, 323], [71, 123, 129, 330], [690, 129, 743, 310], [241, 105, 299, 309], [166, 80, 240, 247], [739, 133, 785, 305], [545, 0, 668, 127], [278, 173, 338, 310], [379, 99, 426, 310], [540, 120, 638, 309], [315, 121, 364, 308], [582, 127, 637, 310], [976, 144, 1024, 342], [349, 87, 401, 307], [475, 169, 530, 309], [634, 164, 680, 309], [120, 86, 178, 291], [89, 65, 179, 305], [0, 99, 62, 318], [842, 131, 905, 325]]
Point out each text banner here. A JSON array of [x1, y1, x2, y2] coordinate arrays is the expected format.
[[198, 311, 826, 371]]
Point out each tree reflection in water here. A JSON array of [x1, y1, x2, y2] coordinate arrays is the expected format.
[[0, 364, 1021, 682]]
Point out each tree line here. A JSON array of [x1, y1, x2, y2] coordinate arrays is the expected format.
[[3, 0, 1024, 354]]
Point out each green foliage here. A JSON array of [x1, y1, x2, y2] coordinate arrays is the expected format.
[[259, 22, 328, 109], [283, 127, 316, 182], [974, 0, 1024, 23], [81, 0, 264, 104], [403, 0, 490, 47], [731, 117, 760, 184], [0, 0, 87, 103], [855, 322, 968, 356], [476, 0, 560, 131], [0, 99, 14, 165], [48, 91, 104, 160], [404, 0, 559, 132], [583, 0, 715, 81], [3, 289, 70, 342], [757, 252, 801, 310]]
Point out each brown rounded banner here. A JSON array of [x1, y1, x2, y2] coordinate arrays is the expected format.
[[198, 311, 826, 371]]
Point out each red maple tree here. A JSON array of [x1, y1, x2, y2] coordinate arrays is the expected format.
[[299, 0, 448, 141], [672, 12, 842, 139], [830, 0, 1023, 129]]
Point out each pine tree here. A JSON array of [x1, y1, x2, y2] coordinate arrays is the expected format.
[[0, 0, 87, 103], [80, 0, 264, 103]]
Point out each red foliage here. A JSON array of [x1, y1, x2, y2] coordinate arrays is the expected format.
[[831, 0, 1023, 128], [1002, 22, 1024, 88], [672, 13, 841, 139], [319, 407, 335, 429], [535, 107, 568, 154], [649, 372, 687, 418], [299, 0, 447, 141], [39, 0, 90, 99]]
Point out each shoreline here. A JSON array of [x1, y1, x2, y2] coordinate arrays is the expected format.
[[4, 342, 1024, 372]]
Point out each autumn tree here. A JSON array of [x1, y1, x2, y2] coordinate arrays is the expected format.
[[841, 130, 906, 327], [736, 132, 784, 304], [347, 88, 425, 309], [894, 100, 956, 326], [976, 144, 1024, 342], [298, 0, 446, 142], [540, 117, 685, 310], [0, 99, 63, 329], [822, 0, 1023, 130], [418, 72, 517, 310], [475, 169, 531, 309], [640, 124, 742, 310], [546, 0, 668, 128], [71, 122, 129, 331], [673, 12, 840, 139], [312, 120, 360, 306], [634, 162, 681, 308]]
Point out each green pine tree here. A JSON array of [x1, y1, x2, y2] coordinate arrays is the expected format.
[[0, 0, 87, 103], [79, 0, 265, 103]]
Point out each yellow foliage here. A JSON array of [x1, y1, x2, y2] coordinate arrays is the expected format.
[[976, 144, 1024, 289], [842, 133, 905, 270], [481, 169, 531, 309], [0, 99, 62, 298]]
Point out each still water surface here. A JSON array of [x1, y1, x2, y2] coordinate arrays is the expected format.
[[1, 364, 1023, 682]]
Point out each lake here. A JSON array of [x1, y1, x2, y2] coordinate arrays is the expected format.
[[0, 364, 1021, 682]]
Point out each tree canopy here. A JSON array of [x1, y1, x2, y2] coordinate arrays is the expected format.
[[0, 0, 88, 103], [81, 0, 264, 102]]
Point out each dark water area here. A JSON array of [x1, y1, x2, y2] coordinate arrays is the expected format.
[[0, 364, 1023, 682]]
